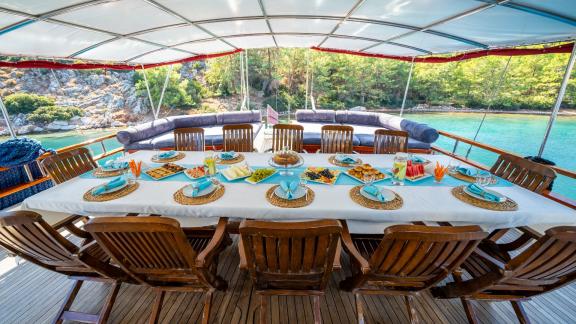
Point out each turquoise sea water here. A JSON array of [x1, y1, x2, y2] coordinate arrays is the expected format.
[[2, 113, 575, 199]]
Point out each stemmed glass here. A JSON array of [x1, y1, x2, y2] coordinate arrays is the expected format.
[[475, 170, 491, 187], [299, 178, 308, 201], [363, 173, 375, 188]]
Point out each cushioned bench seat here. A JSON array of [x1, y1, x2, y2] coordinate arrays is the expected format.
[[117, 110, 262, 151], [294, 110, 438, 151]]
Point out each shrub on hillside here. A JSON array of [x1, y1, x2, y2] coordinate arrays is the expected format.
[[27, 106, 82, 124], [4, 93, 55, 114]]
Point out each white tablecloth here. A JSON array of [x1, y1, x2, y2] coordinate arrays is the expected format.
[[22, 151, 576, 232]]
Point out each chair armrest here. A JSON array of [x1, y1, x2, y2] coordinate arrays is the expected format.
[[196, 217, 229, 268], [53, 215, 91, 239], [496, 227, 540, 253], [52, 214, 85, 230], [339, 220, 370, 274], [473, 249, 506, 270]]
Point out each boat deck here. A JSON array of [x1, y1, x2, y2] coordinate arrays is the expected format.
[[2, 235, 576, 324]]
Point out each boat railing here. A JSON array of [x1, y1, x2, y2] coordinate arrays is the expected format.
[[0, 133, 122, 200], [433, 130, 576, 209]]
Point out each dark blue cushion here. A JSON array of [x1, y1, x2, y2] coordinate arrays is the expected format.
[[216, 110, 261, 124], [296, 110, 336, 123], [356, 134, 430, 150], [400, 119, 439, 144], [116, 118, 175, 145], [170, 114, 217, 128]]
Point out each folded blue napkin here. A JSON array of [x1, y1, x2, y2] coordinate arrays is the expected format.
[[457, 167, 488, 177], [280, 180, 299, 200], [220, 151, 236, 160], [191, 179, 213, 197], [92, 177, 126, 196], [467, 184, 504, 202], [336, 155, 357, 164], [158, 150, 176, 159], [104, 160, 128, 170], [411, 156, 426, 164], [362, 185, 384, 202]]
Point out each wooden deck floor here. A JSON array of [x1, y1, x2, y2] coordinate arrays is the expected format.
[[2, 236, 576, 324]]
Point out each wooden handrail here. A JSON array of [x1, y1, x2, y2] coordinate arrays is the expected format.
[[437, 130, 576, 180], [37, 133, 117, 160]]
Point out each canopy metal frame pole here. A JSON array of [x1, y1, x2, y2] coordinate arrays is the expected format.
[[141, 64, 156, 119], [400, 56, 416, 117], [0, 95, 17, 138], [155, 64, 174, 119], [537, 43, 576, 157], [239, 51, 245, 110], [245, 50, 250, 110], [305, 50, 310, 110]]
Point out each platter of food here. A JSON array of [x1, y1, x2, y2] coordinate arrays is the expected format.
[[245, 168, 277, 184], [221, 164, 253, 181], [184, 166, 208, 180], [300, 167, 341, 185], [405, 161, 432, 182], [145, 163, 185, 180], [345, 164, 388, 183], [269, 150, 304, 168]]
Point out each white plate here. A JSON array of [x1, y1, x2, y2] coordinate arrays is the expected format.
[[463, 186, 507, 203], [219, 152, 239, 160], [274, 185, 306, 200], [153, 151, 177, 160], [184, 168, 208, 181], [268, 157, 304, 169], [221, 166, 253, 181], [182, 183, 216, 198], [405, 173, 433, 182], [91, 181, 128, 195], [101, 162, 128, 171], [360, 187, 396, 202], [245, 169, 278, 184]]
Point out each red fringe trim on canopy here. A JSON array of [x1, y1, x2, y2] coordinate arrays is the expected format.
[[311, 43, 575, 63], [0, 48, 243, 70]]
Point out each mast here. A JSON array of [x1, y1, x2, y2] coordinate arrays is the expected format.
[[399, 56, 415, 117]]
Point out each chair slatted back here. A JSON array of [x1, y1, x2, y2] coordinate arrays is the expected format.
[[174, 127, 205, 151], [41, 147, 97, 184], [84, 217, 202, 286], [368, 225, 485, 289], [240, 220, 342, 291], [320, 125, 354, 154], [504, 227, 576, 290], [222, 124, 254, 152], [0, 211, 83, 271], [373, 129, 408, 154], [272, 124, 304, 153], [490, 154, 556, 194]]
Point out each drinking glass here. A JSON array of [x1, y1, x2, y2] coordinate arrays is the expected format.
[[391, 153, 407, 186], [363, 173, 375, 187], [204, 151, 217, 181], [475, 170, 490, 187]]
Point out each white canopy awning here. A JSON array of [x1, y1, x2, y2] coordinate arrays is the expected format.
[[0, 0, 574, 65]]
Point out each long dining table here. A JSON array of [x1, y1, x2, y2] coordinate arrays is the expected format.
[[22, 150, 576, 233]]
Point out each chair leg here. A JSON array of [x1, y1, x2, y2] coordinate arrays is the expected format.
[[313, 295, 322, 324], [511, 301, 531, 324], [259, 294, 267, 324], [460, 297, 478, 324], [202, 289, 214, 324], [355, 293, 365, 324], [53, 280, 84, 324], [149, 290, 165, 324], [97, 281, 121, 324], [404, 295, 419, 324]]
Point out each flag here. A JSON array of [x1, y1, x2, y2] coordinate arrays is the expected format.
[[267, 105, 279, 125]]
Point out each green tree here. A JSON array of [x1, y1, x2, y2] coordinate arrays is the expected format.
[[4, 93, 55, 114]]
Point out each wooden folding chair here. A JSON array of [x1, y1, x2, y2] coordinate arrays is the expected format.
[[84, 216, 231, 324], [41, 147, 98, 185], [320, 125, 354, 154], [271, 124, 304, 152], [222, 124, 254, 152], [240, 220, 342, 324], [174, 127, 205, 151], [433, 226, 576, 324], [373, 129, 409, 154], [340, 222, 487, 323], [0, 210, 129, 324]]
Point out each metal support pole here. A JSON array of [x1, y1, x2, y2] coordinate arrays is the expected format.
[[0, 95, 16, 138], [155, 64, 174, 119], [400, 57, 415, 117], [141, 64, 156, 119], [245, 50, 250, 110], [538, 43, 576, 157], [305, 50, 310, 110], [239, 52, 245, 110]]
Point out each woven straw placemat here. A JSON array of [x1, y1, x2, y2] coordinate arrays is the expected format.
[[451, 186, 517, 211], [449, 171, 477, 183], [151, 152, 185, 163], [174, 185, 225, 205], [217, 154, 245, 165], [349, 185, 403, 210], [328, 155, 362, 167], [83, 182, 139, 202], [92, 167, 125, 178], [266, 185, 314, 208]]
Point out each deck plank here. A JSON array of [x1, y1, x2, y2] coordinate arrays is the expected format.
[[2, 234, 576, 324]]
